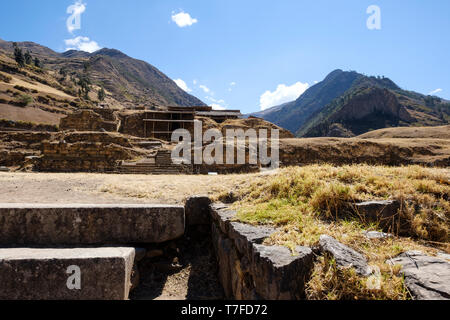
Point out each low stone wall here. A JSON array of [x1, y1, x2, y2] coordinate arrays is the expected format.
[[37, 141, 137, 172], [184, 197, 315, 300], [60, 109, 119, 132]]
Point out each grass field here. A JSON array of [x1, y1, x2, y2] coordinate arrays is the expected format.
[[224, 165, 449, 299]]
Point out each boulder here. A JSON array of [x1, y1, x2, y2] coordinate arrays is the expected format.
[[0, 247, 136, 300], [354, 200, 400, 226], [388, 251, 450, 300], [319, 235, 372, 276]]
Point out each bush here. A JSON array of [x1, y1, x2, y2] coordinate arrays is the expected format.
[[13, 85, 30, 93], [13, 94, 34, 107], [0, 73, 12, 83]]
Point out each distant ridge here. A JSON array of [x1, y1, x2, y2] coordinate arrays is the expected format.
[[251, 69, 449, 137], [0, 39, 205, 107]]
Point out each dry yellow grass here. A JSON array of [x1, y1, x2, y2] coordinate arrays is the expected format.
[[226, 164, 450, 300]]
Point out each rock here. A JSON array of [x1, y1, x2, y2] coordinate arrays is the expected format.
[[319, 235, 372, 276], [0, 247, 135, 300], [354, 200, 400, 226], [0, 204, 185, 245], [210, 203, 236, 234], [185, 195, 212, 226], [0, 166, 10, 172], [228, 222, 275, 257], [363, 231, 393, 239], [388, 251, 450, 300], [437, 252, 450, 262], [251, 245, 314, 300]]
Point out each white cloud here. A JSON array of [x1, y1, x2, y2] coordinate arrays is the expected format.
[[206, 96, 227, 110], [199, 85, 210, 93], [230, 82, 236, 86], [193, 80, 198, 85], [66, 1, 86, 33], [173, 79, 192, 93], [211, 103, 226, 110], [171, 11, 198, 28], [64, 36, 101, 53], [206, 96, 224, 104], [429, 88, 443, 95], [260, 82, 309, 110]]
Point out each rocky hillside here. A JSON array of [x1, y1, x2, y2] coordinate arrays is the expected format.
[[252, 69, 450, 137], [0, 39, 205, 120]]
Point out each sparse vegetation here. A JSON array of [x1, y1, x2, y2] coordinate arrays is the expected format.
[[223, 165, 449, 300], [98, 86, 106, 101], [13, 42, 25, 68], [14, 94, 34, 107]]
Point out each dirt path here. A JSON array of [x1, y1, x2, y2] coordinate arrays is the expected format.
[[0, 172, 259, 204]]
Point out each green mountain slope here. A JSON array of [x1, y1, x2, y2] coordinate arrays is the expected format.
[[252, 69, 449, 137]]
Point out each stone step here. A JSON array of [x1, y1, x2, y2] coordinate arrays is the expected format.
[[0, 247, 135, 300], [0, 204, 185, 245]]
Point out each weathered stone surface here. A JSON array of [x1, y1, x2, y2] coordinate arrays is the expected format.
[[251, 244, 314, 300], [354, 200, 401, 226], [388, 251, 450, 300], [228, 222, 275, 257], [319, 235, 372, 276], [210, 203, 314, 300], [60, 109, 119, 132], [210, 203, 236, 234], [185, 195, 212, 226], [0, 247, 135, 300], [0, 204, 185, 245], [0, 166, 10, 172], [363, 231, 393, 239]]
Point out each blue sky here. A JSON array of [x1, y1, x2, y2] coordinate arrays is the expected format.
[[1, 0, 449, 113]]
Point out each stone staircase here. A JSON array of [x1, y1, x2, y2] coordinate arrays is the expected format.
[[120, 149, 193, 175], [0, 203, 185, 300]]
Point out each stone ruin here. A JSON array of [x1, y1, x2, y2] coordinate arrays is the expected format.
[[1, 197, 448, 300]]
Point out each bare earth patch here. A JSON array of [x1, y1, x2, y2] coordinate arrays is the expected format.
[[0, 172, 258, 204]]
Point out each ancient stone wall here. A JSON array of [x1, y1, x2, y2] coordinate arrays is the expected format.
[[59, 109, 119, 132], [185, 198, 315, 300], [37, 141, 136, 172]]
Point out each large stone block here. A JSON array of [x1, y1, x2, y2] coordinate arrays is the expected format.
[[319, 235, 372, 276], [0, 247, 135, 300], [0, 204, 185, 245], [388, 251, 450, 300]]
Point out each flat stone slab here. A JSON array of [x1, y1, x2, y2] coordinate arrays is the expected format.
[[388, 251, 450, 300], [0, 247, 135, 300], [319, 235, 372, 276], [0, 204, 185, 245]]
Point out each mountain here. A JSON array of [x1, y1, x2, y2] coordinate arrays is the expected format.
[[252, 69, 450, 137], [0, 39, 205, 108]]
